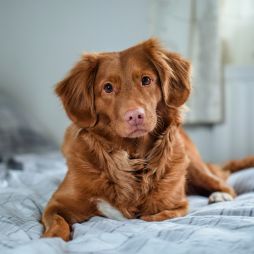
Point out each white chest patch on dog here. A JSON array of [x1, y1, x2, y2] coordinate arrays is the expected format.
[[97, 200, 127, 221]]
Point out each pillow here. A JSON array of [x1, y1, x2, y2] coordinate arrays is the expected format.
[[0, 90, 57, 157], [228, 168, 254, 195]]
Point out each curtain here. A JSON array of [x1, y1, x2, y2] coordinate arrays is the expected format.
[[150, 0, 222, 124]]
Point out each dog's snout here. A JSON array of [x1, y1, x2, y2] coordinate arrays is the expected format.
[[124, 108, 145, 126]]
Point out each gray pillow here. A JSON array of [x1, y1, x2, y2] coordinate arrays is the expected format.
[[0, 90, 57, 157], [228, 168, 254, 195]]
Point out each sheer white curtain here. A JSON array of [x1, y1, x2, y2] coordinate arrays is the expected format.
[[150, 0, 222, 124]]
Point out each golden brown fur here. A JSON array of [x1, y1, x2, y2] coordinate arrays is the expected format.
[[42, 38, 254, 241]]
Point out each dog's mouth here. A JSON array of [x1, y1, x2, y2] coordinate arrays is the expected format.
[[127, 128, 148, 138], [115, 115, 157, 138]]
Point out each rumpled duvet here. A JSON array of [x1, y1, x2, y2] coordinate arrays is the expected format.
[[0, 152, 254, 254]]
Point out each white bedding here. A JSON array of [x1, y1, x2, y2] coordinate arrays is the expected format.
[[0, 152, 254, 254]]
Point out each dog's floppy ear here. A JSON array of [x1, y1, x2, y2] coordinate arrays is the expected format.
[[144, 39, 191, 107], [55, 54, 98, 128]]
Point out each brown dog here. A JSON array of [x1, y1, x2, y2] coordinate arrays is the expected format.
[[42, 39, 254, 241]]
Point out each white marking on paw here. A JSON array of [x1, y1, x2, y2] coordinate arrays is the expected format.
[[97, 200, 127, 221], [208, 192, 234, 204]]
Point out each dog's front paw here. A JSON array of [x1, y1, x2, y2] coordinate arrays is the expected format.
[[42, 215, 71, 241], [140, 210, 180, 221], [141, 214, 164, 221], [208, 192, 234, 204]]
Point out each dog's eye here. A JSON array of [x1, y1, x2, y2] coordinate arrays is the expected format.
[[141, 76, 151, 86], [103, 83, 113, 93]]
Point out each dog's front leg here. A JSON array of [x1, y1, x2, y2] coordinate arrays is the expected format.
[[140, 204, 188, 221], [42, 174, 99, 241], [139, 173, 188, 222]]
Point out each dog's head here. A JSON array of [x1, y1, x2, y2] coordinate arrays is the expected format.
[[56, 39, 191, 138]]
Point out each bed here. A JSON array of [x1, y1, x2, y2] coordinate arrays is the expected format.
[[0, 152, 253, 254], [0, 92, 254, 254]]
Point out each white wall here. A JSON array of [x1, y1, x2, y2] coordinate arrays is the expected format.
[[0, 0, 253, 162]]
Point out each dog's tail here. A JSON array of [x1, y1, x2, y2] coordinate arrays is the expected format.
[[222, 155, 254, 173]]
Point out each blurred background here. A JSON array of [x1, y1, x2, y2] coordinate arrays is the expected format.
[[0, 0, 253, 163]]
